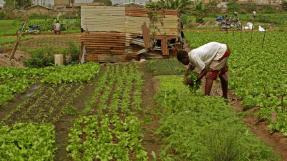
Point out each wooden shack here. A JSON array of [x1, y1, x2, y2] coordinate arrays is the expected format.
[[80, 6, 179, 62]]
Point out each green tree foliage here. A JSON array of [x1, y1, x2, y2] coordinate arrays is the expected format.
[[3, 0, 14, 8], [146, 0, 193, 15], [282, 0, 287, 11], [227, 0, 240, 12], [193, 1, 206, 23]]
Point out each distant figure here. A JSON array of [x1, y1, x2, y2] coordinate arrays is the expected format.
[[233, 11, 238, 18], [54, 21, 61, 35], [252, 11, 256, 19]]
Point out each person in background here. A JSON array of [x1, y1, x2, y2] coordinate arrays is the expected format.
[[54, 20, 61, 35], [176, 42, 231, 99], [253, 10, 257, 20]]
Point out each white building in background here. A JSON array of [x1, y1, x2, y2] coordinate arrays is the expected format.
[[32, 0, 54, 8], [0, 0, 5, 9]]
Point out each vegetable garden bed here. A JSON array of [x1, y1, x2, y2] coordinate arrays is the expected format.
[[1, 31, 286, 160]]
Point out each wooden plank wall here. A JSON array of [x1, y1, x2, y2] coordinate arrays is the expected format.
[[81, 6, 179, 35], [80, 6, 179, 62], [81, 6, 126, 32], [81, 32, 133, 62]]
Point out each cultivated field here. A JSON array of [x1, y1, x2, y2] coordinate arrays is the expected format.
[[0, 31, 287, 160]]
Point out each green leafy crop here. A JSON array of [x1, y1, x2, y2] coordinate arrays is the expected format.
[[155, 75, 279, 161], [185, 31, 287, 135], [0, 123, 56, 160], [42, 63, 100, 84]]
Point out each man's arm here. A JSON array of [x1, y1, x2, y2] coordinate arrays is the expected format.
[[197, 68, 208, 81], [190, 54, 206, 81]]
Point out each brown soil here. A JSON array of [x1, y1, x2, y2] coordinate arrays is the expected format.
[[54, 81, 97, 161], [0, 33, 80, 67], [54, 115, 75, 161], [141, 64, 162, 161], [74, 81, 98, 114], [210, 79, 287, 161], [0, 50, 30, 67], [0, 84, 40, 121]]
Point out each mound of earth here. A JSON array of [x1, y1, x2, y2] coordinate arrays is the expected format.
[[0, 50, 30, 68]]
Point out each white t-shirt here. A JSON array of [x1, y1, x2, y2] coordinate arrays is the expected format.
[[55, 23, 61, 31], [188, 42, 227, 72]]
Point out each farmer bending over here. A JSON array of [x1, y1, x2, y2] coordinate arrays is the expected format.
[[176, 42, 231, 99]]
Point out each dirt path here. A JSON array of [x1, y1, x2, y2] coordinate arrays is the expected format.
[[54, 81, 97, 161], [141, 65, 162, 160], [210, 80, 287, 161], [54, 115, 74, 161]]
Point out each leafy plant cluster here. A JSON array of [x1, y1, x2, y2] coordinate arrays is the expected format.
[[0, 63, 99, 107], [24, 42, 80, 68], [3, 84, 84, 124], [67, 115, 147, 161], [67, 64, 147, 160], [0, 67, 54, 106], [82, 64, 143, 114], [24, 47, 55, 68], [27, 19, 80, 32], [0, 123, 56, 160], [155, 75, 279, 161], [145, 0, 192, 15], [42, 63, 100, 84], [185, 31, 287, 135], [184, 70, 201, 91]]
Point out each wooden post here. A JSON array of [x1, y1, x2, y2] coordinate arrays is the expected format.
[[262, 31, 266, 48], [161, 37, 168, 56], [250, 17, 255, 42], [142, 22, 151, 49], [10, 19, 28, 60]]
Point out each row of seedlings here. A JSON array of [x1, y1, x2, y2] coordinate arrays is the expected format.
[[67, 64, 148, 160]]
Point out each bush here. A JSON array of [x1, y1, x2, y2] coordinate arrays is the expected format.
[[194, 1, 207, 23], [29, 14, 53, 19], [227, 0, 240, 12], [242, 3, 257, 13], [283, 0, 287, 10], [261, 5, 277, 13], [181, 14, 193, 27], [0, 11, 6, 19], [24, 48, 55, 68], [66, 42, 80, 63]]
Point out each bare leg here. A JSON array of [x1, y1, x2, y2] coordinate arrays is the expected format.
[[205, 78, 214, 96], [219, 72, 228, 99]]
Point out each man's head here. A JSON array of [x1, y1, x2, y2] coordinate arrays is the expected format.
[[177, 50, 189, 65]]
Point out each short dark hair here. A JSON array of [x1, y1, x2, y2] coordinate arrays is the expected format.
[[177, 50, 188, 63]]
